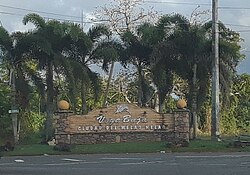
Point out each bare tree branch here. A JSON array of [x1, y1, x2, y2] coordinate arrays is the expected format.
[[94, 0, 159, 34]]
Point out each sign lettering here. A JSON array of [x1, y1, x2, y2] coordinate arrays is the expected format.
[[96, 115, 147, 125]]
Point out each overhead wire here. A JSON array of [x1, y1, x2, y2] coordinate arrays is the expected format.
[[144, 1, 250, 10], [0, 11, 24, 17], [143, 1, 210, 6], [1, 1, 250, 20], [223, 23, 250, 28], [0, 4, 109, 25], [0, 4, 82, 19], [0, 11, 104, 24], [219, 6, 250, 10], [1, 2, 250, 30]]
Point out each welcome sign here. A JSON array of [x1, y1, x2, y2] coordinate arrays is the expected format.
[[66, 103, 174, 134], [54, 103, 189, 145]]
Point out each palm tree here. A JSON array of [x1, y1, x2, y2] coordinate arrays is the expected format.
[[0, 27, 43, 143], [0, 26, 20, 143], [143, 14, 190, 112], [63, 25, 116, 113], [23, 14, 63, 141], [23, 13, 97, 140], [120, 25, 154, 107], [150, 14, 243, 137], [91, 39, 124, 107]]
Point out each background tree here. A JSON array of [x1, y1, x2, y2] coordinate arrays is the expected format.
[[95, 0, 158, 34], [0, 57, 12, 141], [95, 0, 158, 107], [221, 74, 250, 134]]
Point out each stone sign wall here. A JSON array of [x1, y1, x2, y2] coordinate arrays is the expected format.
[[54, 103, 189, 145]]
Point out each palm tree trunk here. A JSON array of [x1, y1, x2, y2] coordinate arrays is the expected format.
[[192, 63, 198, 139], [10, 68, 19, 144], [137, 65, 143, 107], [158, 100, 164, 113], [81, 80, 87, 114], [154, 92, 159, 112], [45, 60, 54, 141], [68, 87, 76, 113], [158, 92, 165, 113], [102, 61, 115, 108]]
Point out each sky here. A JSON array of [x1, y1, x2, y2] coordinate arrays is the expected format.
[[0, 0, 249, 74]]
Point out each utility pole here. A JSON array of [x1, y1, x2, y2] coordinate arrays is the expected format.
[[211, 0, 220, 141]]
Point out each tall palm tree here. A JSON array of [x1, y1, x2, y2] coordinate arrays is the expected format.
[[150, 14, 243, 137], [63, 25, 115, 113], [0, 27, 43, 143], [0, 26, 20, 143], [91, 39, 124, 107], [23, 14, 63, 141], [23, 13, 96, 140], [145, 14, 190, 112], [23, 13, 112, 137], [120, 25, 154, 107]]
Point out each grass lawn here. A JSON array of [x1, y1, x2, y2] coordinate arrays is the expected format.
[[3, 138, 250, 156], [5, 142, 166, 156], [172, 139, 250, 152]]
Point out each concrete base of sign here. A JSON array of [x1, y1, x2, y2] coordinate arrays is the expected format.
[[55, 131, 189, 145]]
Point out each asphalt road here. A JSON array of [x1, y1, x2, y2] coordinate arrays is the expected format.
[[0, 152, 250, 175]]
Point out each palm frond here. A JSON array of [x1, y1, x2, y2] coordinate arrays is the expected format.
[[91, 40, 122, 72], [87, 68, 101, 101], [23, 13, 46, 29], [0, 26, 12, 52], [87, 25, 110, 41]]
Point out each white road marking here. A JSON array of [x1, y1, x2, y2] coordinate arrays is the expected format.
[[43, 162, 80, 166], [101, 157, 143, 160], [14, 159, 24, 163], [2, 161, 99, 167], [164, 163, 179, 166], [176, 154, 250, 158], [62, 158, 82, 162], [197, 163, 227, 166], [120, 161, 166, 165], [44, 161, 99, 166], [240, 162, 250, 167], [241, 162, 250, 165], [120, 162, 146, 165]]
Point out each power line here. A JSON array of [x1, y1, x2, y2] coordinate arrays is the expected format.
[[144, 1, 250, 10], [0, 4, 82, 19], [0, 11, 101, 24], [224, 23, 250, 28], [219, 6, 250, 10], [143, 0, 210, 6], [235, 30, 250, 33], [2, 1, 250, 19], [0, 4, 107, 25], [0, 11, 24, 17], [2, 10, 250, 30], [1, 2, 250, 29]]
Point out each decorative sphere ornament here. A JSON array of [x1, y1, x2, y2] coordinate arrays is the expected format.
[[57, 100, 70, 110], [177, 99, 187, 109]]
